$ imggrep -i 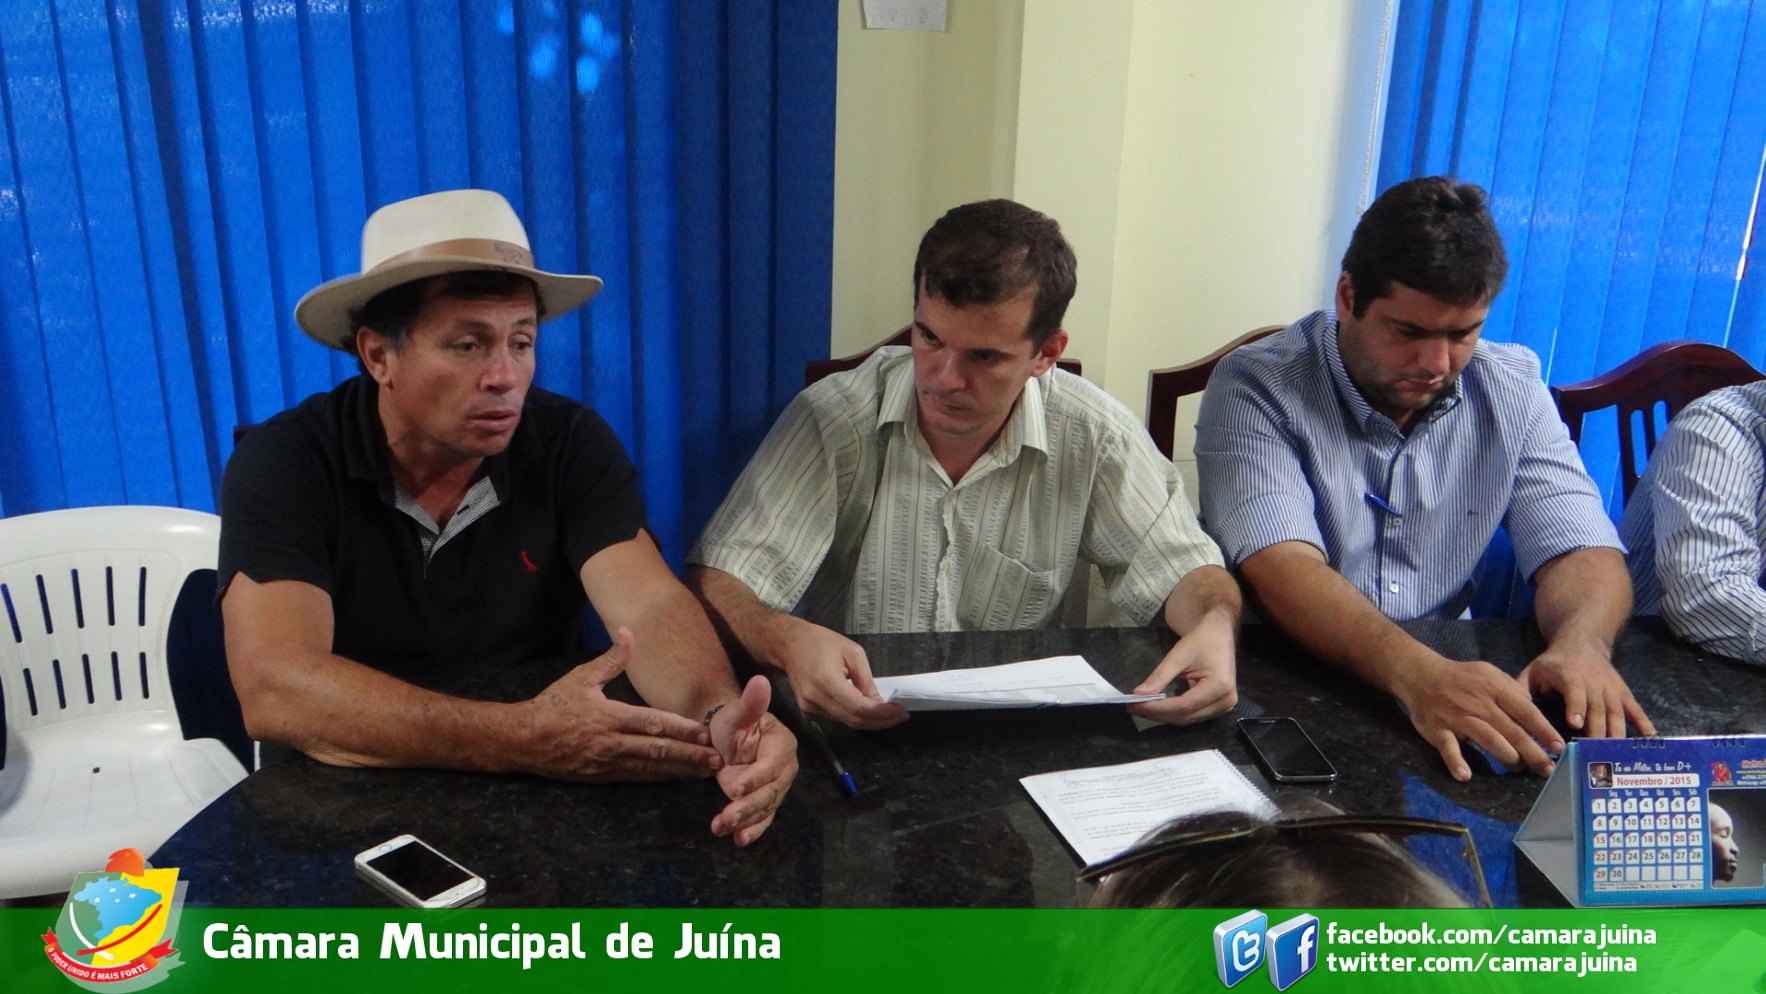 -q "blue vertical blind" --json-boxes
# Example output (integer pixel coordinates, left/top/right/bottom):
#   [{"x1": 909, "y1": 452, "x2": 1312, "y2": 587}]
[
  {"x1": 1380, "y1": 0, "x2": 1766, "y2": 512},
  {"x1": 0, "y1": 0, "x2": 834, "y2": 567}
]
